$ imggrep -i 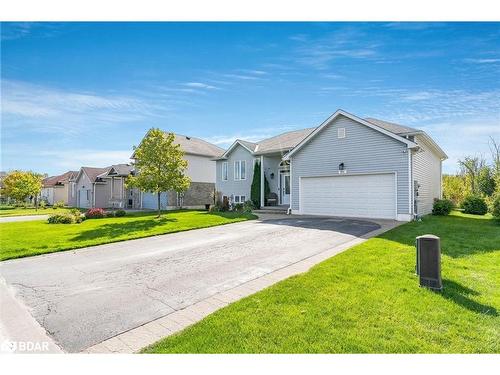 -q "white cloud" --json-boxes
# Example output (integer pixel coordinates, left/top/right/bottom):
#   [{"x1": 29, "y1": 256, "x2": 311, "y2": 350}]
[
  {"x1": 464, "y1": 58, "x2": 500, "y2": 64},
  {"x1": 1, "y1": 79, "x2": 174, "y2": 136},
  {"x1": 39, "y1": 149, "x2": 133, "y2": 170},
  {"x1": 183, "y1": 82, "x2": 217, "y2": 89},
  {"x1": 203, "y1": 126, "x2": 295, "y2": 147}
]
